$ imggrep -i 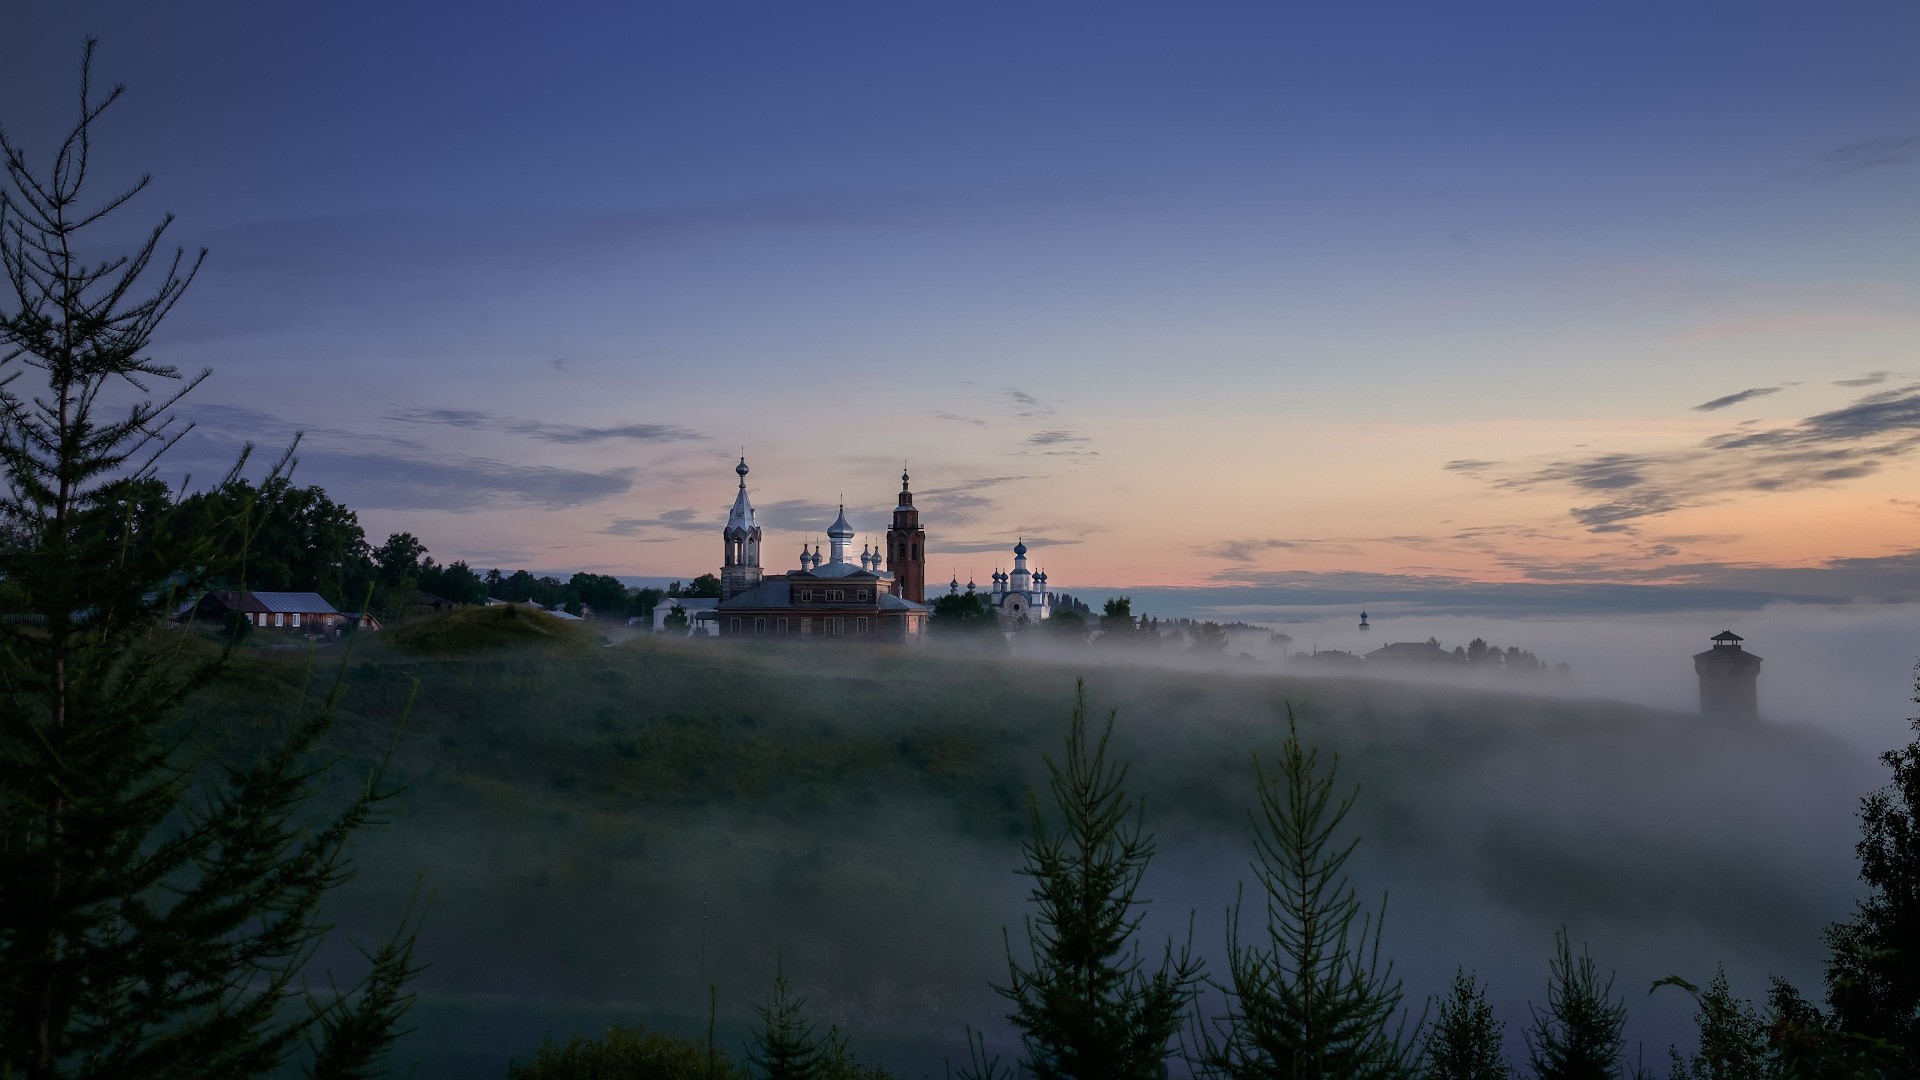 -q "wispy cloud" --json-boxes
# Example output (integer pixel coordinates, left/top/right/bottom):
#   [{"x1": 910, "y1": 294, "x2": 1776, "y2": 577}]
[
  {"x1": 1202, "y1": 538, "x2": 1322, "y2": 562},
  {"x1": 933, "y1": 410, "x2": 987, "y2": 427},
  {"x1": 1825, "y1": 135, "x2": 1920, "y2": 174},
  {"x1": 916, "y1": 475, "x2": 1028, "y2": 525},
  {"x1": 1002, "y1": 387, "x2": 1056, "y2": 421},
  {"x1": 1692, "y1": 386, "x2": 1781, "y2": 412},
  {"x1": 930, "y1": 536, "x2": 1083, "y2": 555},
  {"x1": 1026, "y1": 430, "x2": 1088, "y2": 446},
  {"x1": 169, "y1": 404, "x2": 635, "y2": 511},
  {"x1": 387, "y1": 406, "x2": 702, "y2": 445},
  {"x1": 269, "y1": 444, "x2": 632, "y2": 511},
  {"x1": 1454, "y1": 385, "x2": 1920, "y2": 532},
  {"x1": 603, "y1": 508, "x2": 711, "y2": 536},
  {"x1": 1834, "y1": 371, "x2": 1894, "y2": 388}
]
